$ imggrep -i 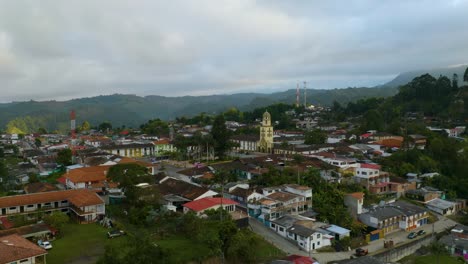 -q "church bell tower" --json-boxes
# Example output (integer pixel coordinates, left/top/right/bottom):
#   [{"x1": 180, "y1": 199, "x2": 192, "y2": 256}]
[{"x1": 258, "y1": 111, "x2": 273, "y2": 153}]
